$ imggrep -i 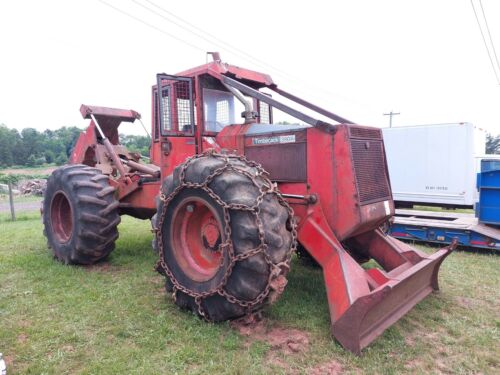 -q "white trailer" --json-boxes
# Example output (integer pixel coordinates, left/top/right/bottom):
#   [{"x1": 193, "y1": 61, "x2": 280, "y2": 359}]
[{"x1": 382, "y1": 123, "x2": 486, "y2": 208}]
